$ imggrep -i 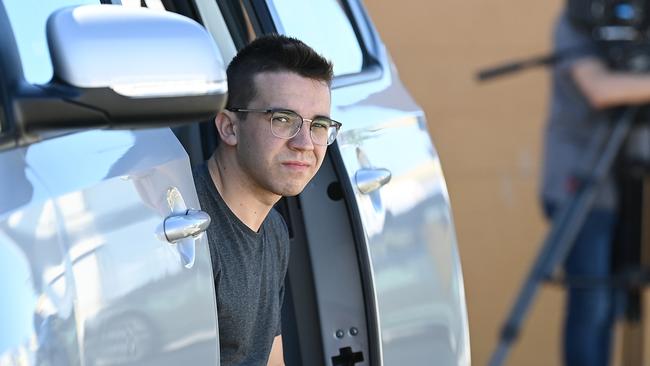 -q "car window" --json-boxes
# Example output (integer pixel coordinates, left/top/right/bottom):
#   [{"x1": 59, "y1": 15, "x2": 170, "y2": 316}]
[
  {"x1": 4, "y1": 0, "x2": 100, "y2": 85},
  {"x1": 268, "y1": 0, "x2": 363, "y2": 77},
  {"x1": 215, "y1": 0, "x2": 258, "y2": 53}
]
